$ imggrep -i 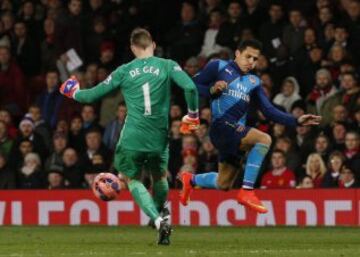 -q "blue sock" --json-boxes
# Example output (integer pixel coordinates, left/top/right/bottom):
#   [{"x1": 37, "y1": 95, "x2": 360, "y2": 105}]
[
  {"x1": 243, "y1": 143, "x2": 270, "y2": 189},
  {"x1": 193, "y1": 172, "x2": 218, "y2": 189}
]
